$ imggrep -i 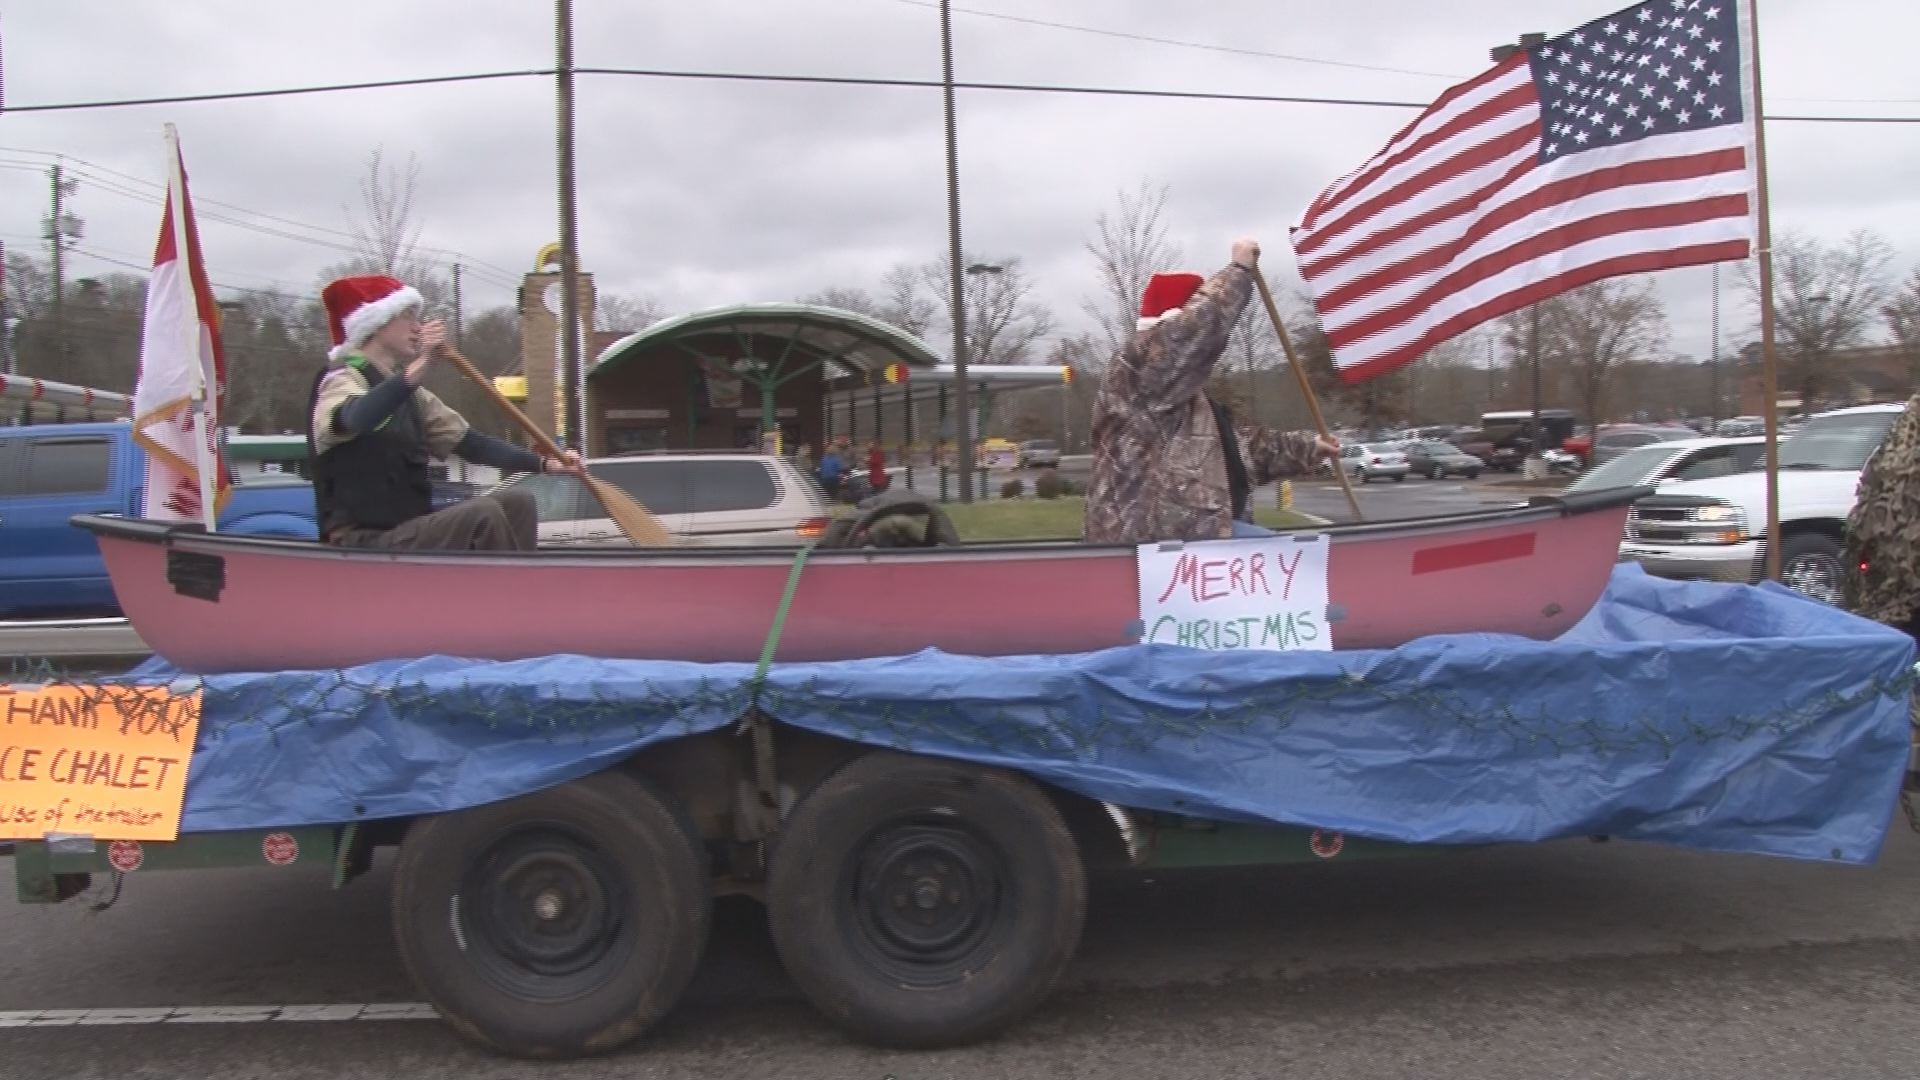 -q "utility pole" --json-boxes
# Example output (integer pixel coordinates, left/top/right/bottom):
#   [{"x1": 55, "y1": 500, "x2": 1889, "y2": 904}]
[
  {"x1": 48, "y1": 164, "x2": 69, "y2": 359},
  {"x1": 1709, "y1": 263, "x2": 1721, "y2": 420},
  {"x1": 1491, "y1": 33, "x2": 1548, "y2": 476},
  {"x1": 451, "y1": 263, "x2": 464, "y2": 345},
  {"x1": 555, "y1": 0, "x2": 585, "y2": 451},
  {"x1": 939, "y1": 0, "x2": 973, "y2": 502}
]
